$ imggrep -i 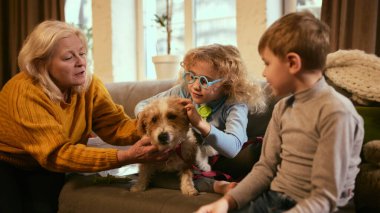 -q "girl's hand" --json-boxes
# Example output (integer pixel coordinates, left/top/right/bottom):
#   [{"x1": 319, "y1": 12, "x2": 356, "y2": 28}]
[
  {"x1": 178, "y1": 98, "x2": 202, "y2": 126},
  {"x1": 178, "y1": 98, "x2": 211, "y2": 137}
]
